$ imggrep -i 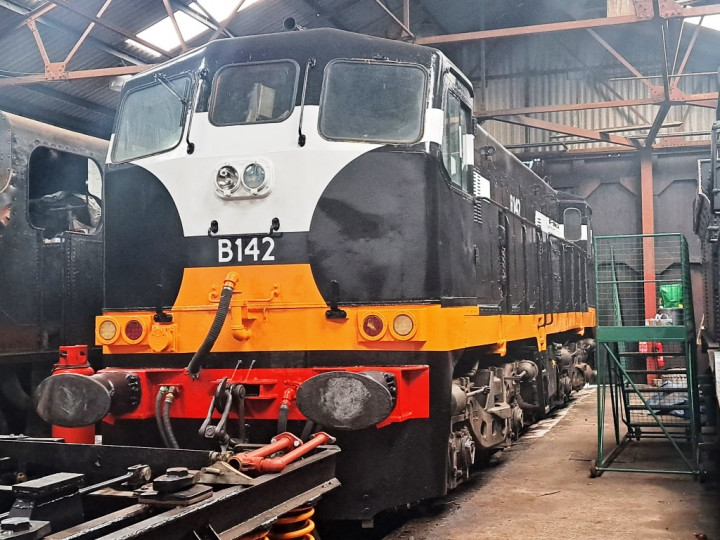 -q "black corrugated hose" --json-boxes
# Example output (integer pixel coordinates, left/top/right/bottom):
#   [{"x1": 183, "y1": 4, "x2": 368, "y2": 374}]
[
  {"x1": 162, "y1": 388, "x2": 180, "y2": 449},
  {"x1": 186, "y1": 275, "x2": 237, "y2": 378},
  {"x1": 155, "y1": 387, "x2": 170, "y2": 448}
]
